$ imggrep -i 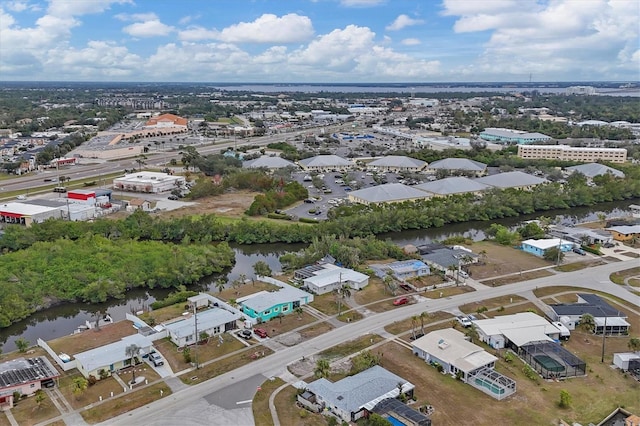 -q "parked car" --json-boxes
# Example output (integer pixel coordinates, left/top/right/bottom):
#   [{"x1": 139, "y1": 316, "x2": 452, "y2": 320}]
[
  {"x1": 467, "y1": 314, "x2": 478, "y2": 322},
  {"x1": 254, "y1": 328, "x2": 268, "y2": 338},
  {"x1": 393, "y1": 297, "x2": 409, "y2": 306},
  {"x1": 573, "y1": 247, "x2": 587, "y2": 256},
  {"x1": 53, "y1": 187, "x2": 67, "y2": 193},
  {"x1": 149, "y1": 352, "x2": 164, "y2": 367},
  {"x1": 399, "y1": 284, "x2": 412, "y2": 292},
  {"x1": 456, "y1": 315, "x2": 472, "y2": 327},
  {"x1": 409, "y1": 332, "x2": 425, "y2": 341},
  {"x1": 304, "y1": 198, "x2": 315, "y2": 204},
  {"x1": 168, "y1": 195, "x2": 179, "y2": 200},
  {"x1": 237, "y1": 329, "x2": 252, "y2": 340},
  {"x1": 16, "y1": 195, "x2": 26, "y2": 200},
  {"x1": 603, "y1": 242, "x2": 615, "y2": 248}
]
